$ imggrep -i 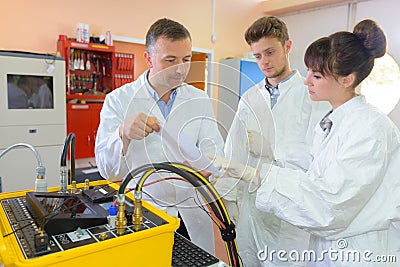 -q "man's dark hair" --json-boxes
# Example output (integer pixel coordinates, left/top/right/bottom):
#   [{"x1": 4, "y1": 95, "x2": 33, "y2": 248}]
[
  {"x1": 244, "y1": 16, "x2": 289, "y2": 46},
  {"x1": 146, "y1": 18, "x2": 191, "y2": 52}
]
